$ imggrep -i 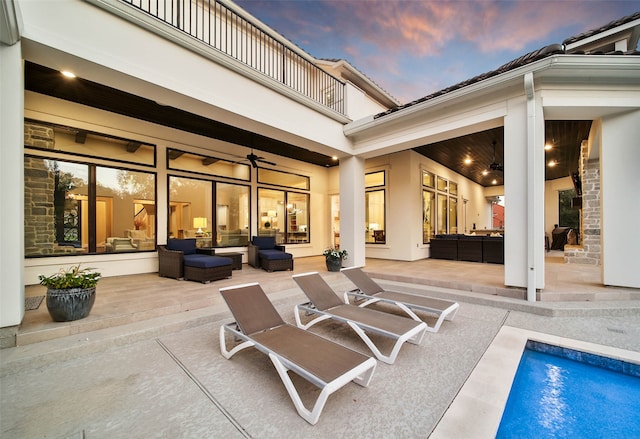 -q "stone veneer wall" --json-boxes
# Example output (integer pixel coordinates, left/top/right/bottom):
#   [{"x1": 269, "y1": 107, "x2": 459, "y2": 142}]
[
  {"x1": 24, "y1": 122, "x2": 66, "y2": 256},
  {"x1": 564, "y1": 140, "x2": 601, "y2": 265}
]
